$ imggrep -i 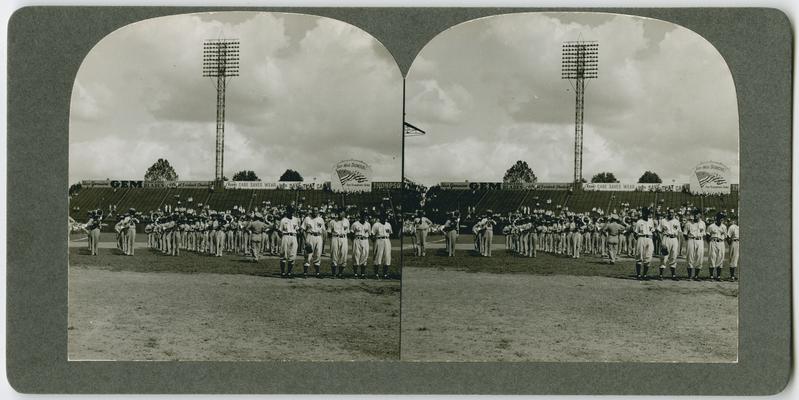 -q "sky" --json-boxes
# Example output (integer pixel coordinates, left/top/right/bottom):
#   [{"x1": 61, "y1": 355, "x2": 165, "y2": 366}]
[
  {"x1": 69, "y1": 12, "x2": 402, "y2": 184},
  {"x1": 404, "y1": 12, "x2": 740, "y2": 186}
]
